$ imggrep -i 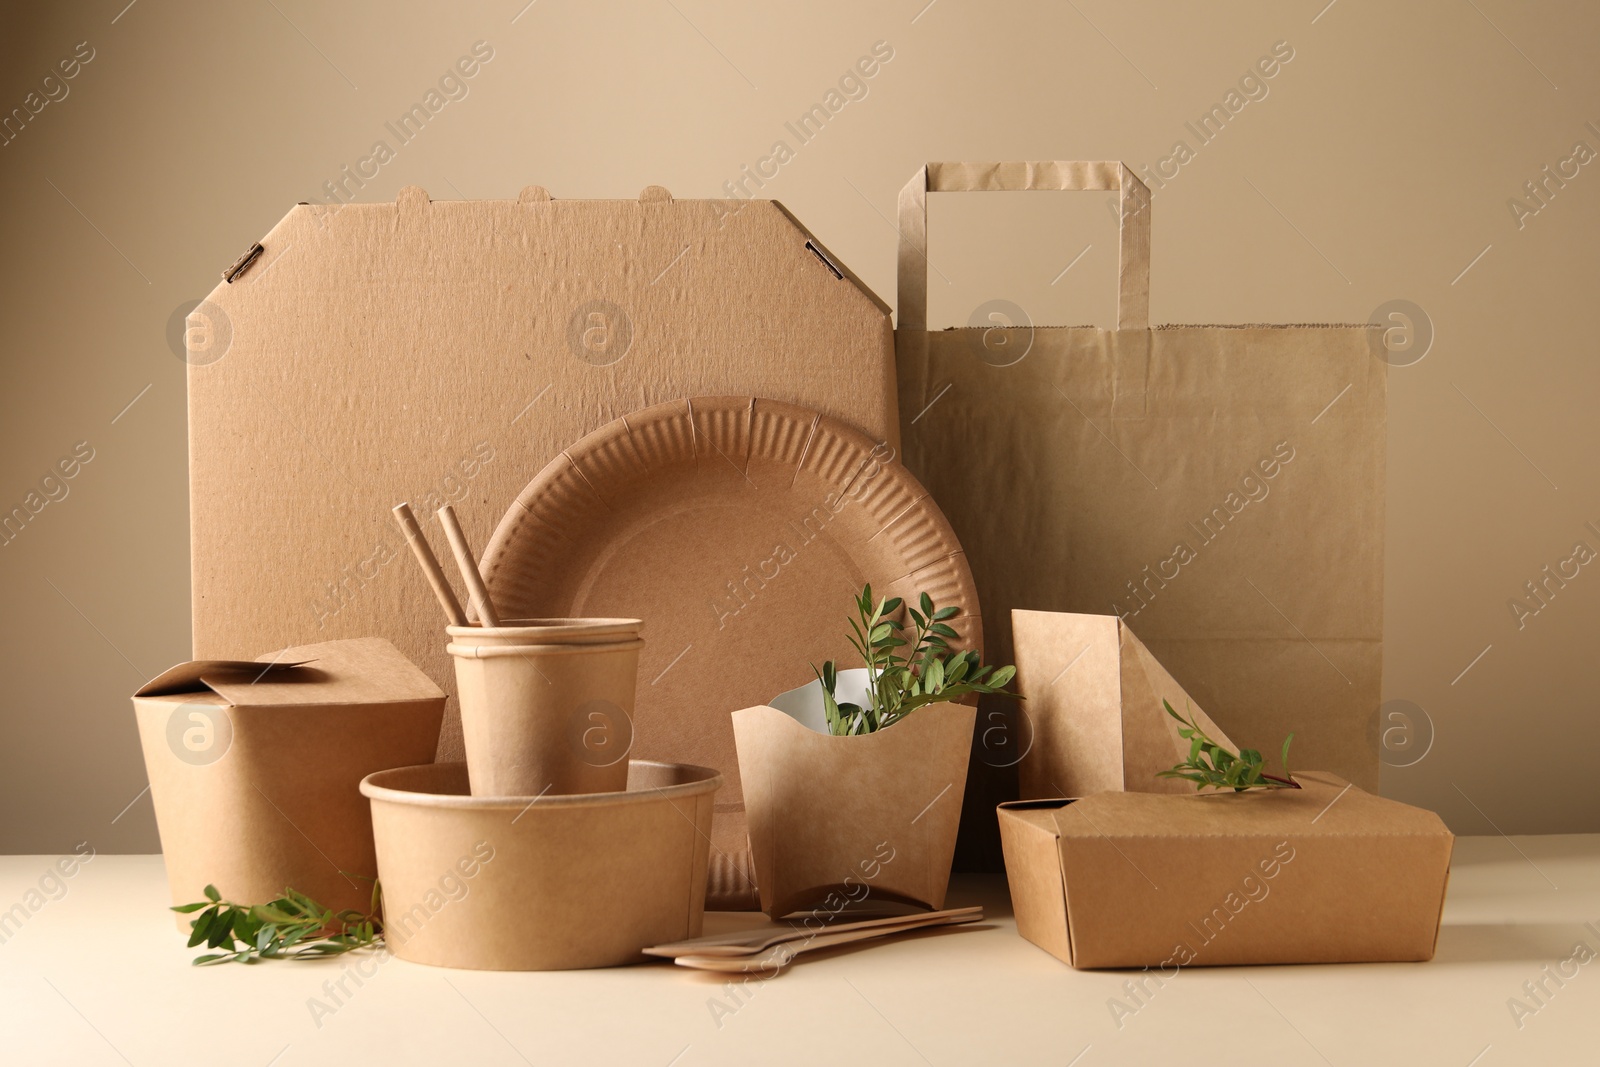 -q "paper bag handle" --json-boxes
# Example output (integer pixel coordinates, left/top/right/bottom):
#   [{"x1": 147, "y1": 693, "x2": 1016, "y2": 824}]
[{"x1": 896, "y1": 161, "x2": 1151, "y2": 331}]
